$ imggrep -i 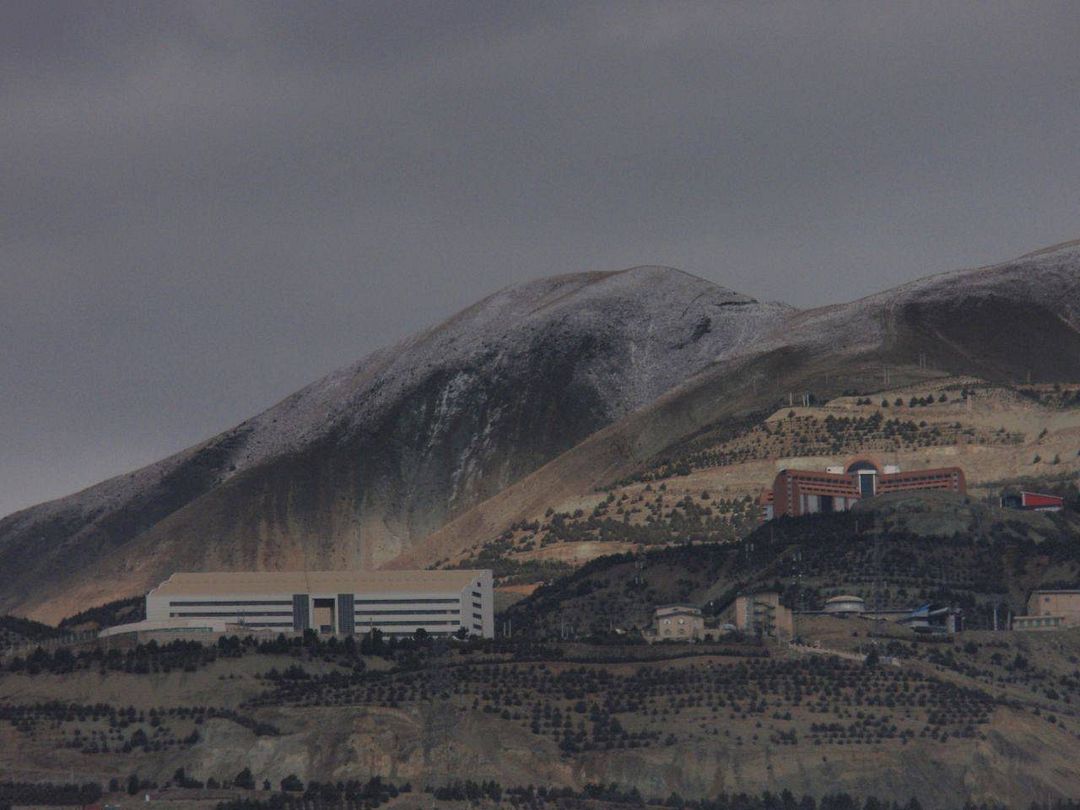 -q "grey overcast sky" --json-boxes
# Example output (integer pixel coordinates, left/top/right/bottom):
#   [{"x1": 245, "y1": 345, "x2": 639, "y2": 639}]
[{"x1": 2, "y1": 2, "x2": 1079, "y2": 518}]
